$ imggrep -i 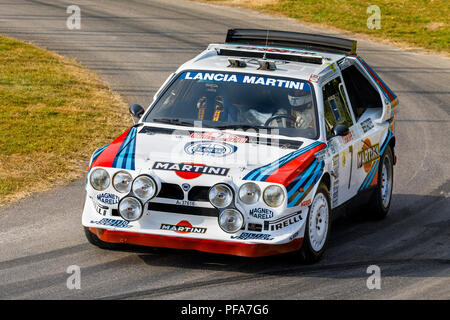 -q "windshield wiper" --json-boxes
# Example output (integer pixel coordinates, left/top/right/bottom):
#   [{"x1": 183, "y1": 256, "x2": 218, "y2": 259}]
[{"x1": 152, "y1": 118, "x2": 194, "y2": 127}]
